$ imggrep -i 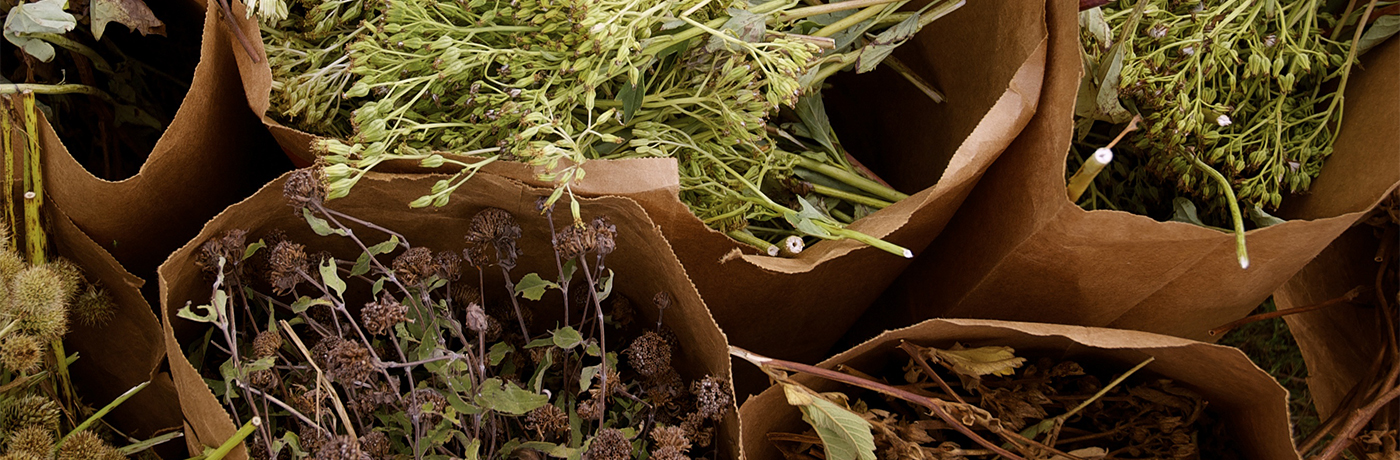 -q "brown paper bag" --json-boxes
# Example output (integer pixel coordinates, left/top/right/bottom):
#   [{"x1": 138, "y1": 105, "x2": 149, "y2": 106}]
[
  {"x1": 849, "y1": 0, "x2": 1400, "y2": 345},
  {"x1": 1274, "y1": 195, "x2": 1398, "y2": 420},
  {"x1": 158, "y1": 170, "x2": 739, "y2": 459},
  {"x1": 29, "y1": 0, "x2": 291, "y2": 286},
  {"x1": 235, "y1": 0, "x2": 1050, "y2": 392},
  {"x1": 740, "y1": 318, "x2": 1298, "y2": 460}
]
